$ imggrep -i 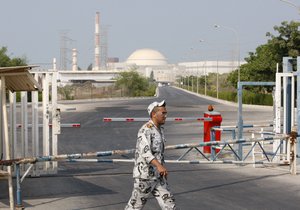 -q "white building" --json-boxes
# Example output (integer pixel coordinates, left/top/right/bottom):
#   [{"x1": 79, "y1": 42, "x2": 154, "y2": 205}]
[
  {"x1": 56, "y1": 48, "x2": 245, "y2": 85},
  {"x1": 178, "y1": 60, "x2": 246, "y2": 76},
  {"x1": 108, "y1": 48, "x2": 179, "y2": 83},
  {"x1": 113, "y1": 48, "x2": 245, "y2": 83}
]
